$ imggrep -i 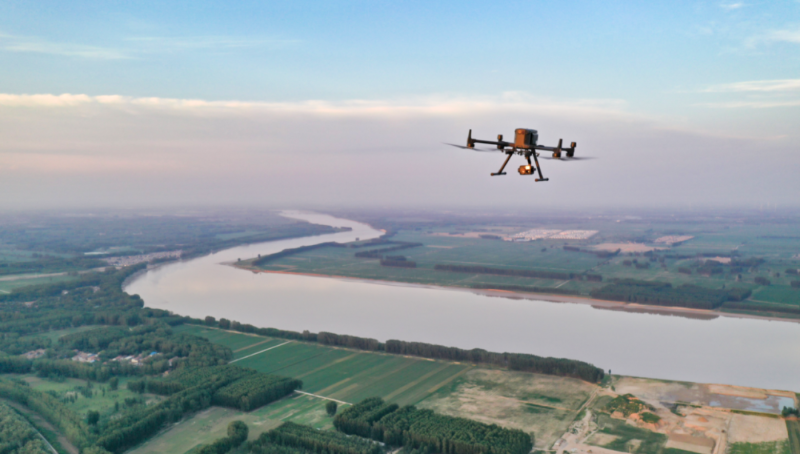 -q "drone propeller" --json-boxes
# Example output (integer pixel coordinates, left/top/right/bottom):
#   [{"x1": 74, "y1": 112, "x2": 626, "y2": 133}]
[
  {"x1": 443, "y1": 143, "x2": 497, "y2": 152},
  {"x1": 539, "y1": 155, "x2": 596, "y2": 161}
]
